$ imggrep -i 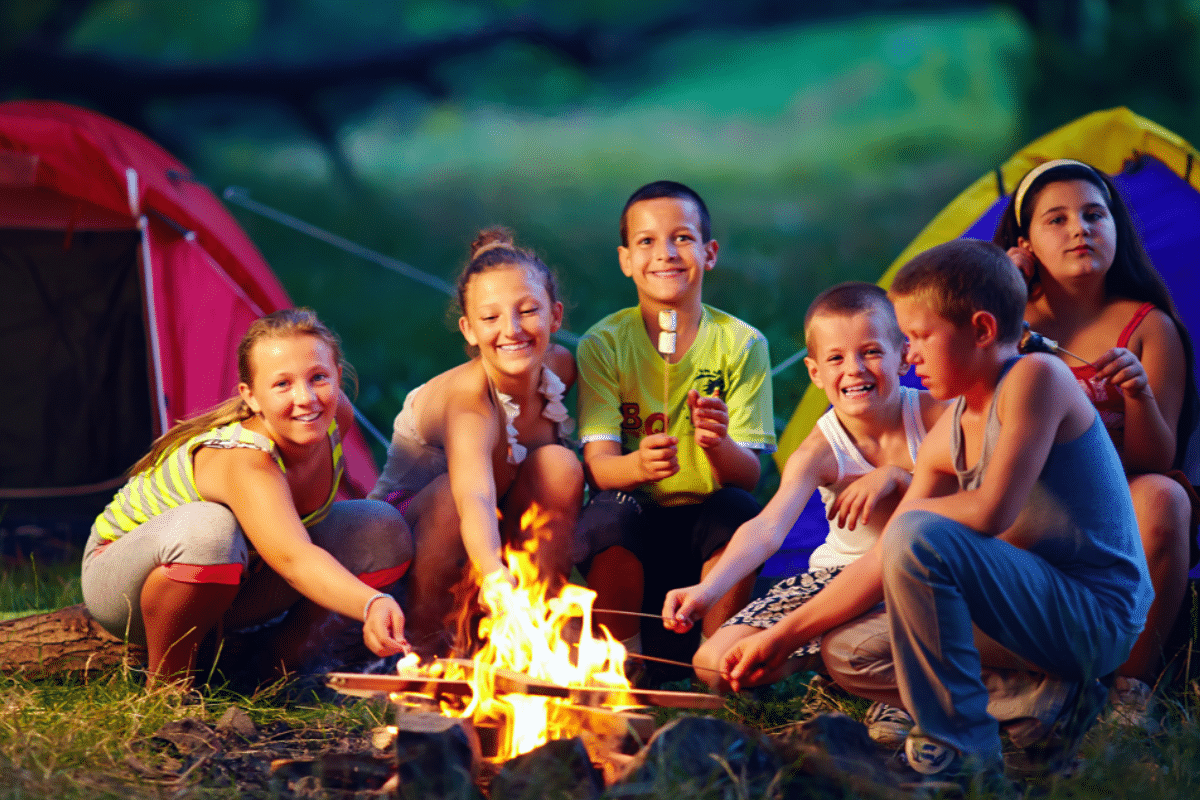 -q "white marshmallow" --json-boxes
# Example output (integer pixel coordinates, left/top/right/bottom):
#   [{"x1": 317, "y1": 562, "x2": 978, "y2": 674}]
[{"x1": 658, "y1": 331, "x2": 677, "y2": 354}]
